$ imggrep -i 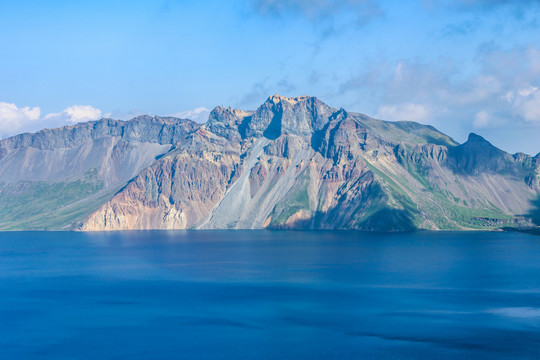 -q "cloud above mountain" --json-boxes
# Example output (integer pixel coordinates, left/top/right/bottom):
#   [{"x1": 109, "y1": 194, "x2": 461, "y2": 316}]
[
  {"x1": 45, "y1": 105, "x2": 102, "y2": 124},
  {"x1": 0, "y1": 102, "x2": 215, "y2": 138},
  {"x1": 168, "y1": 107, "x2": 212, "y2": 123},
  {"x1": 0, "y1": 102, "x2": 41, "y2": 138},
  {"x1": 375, "y1": 103, "x2": 430, "y2": 123},
  {"x1": 336, "y1": 43, "x2": 540, "y2": 149},
  {"x1": 0, "y1": 103, "x2": 102, "y2": 138},
  {"x1": 1, "y1": 1, "x2": 539, "y2": 153}
]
